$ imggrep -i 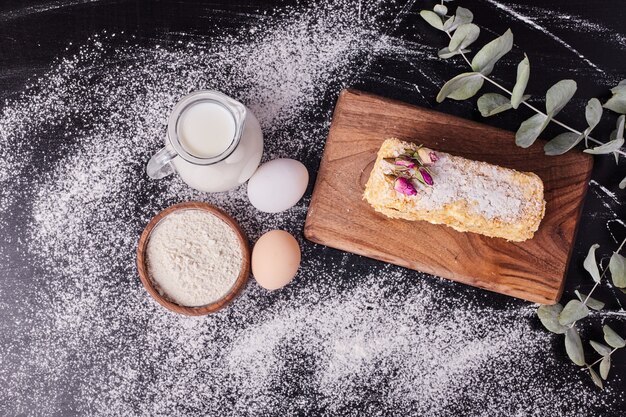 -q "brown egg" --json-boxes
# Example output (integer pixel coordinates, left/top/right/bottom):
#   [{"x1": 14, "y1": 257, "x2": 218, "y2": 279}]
[{"x1": 251, "y1": 230, "x2": 301, "y2": 290}]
